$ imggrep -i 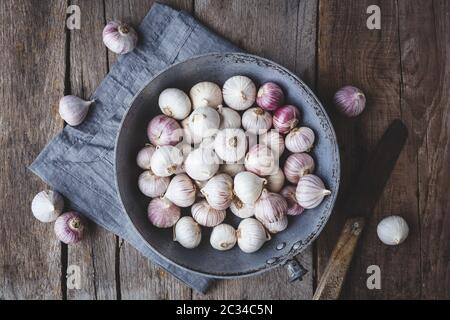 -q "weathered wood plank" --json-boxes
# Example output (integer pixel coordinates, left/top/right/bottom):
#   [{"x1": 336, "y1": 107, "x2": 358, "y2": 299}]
[
  {"x1": 0, "y1": 0, "x2": 66, "y2": 299},
  {"x1": 193, "y1": 0, "x2": 316, "y2": 299},
  {"x1": 398, "y1": 0, "x2": 450, "y2": 299},
  {"x1": 317, "y1": 0, "x2": 420, "y2": 299},
  {"x1": 104, "y1": 0, "x2": 193, "y2": 299}
]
